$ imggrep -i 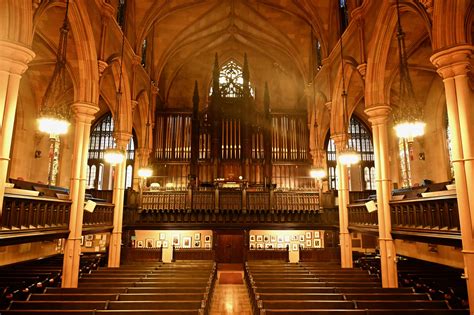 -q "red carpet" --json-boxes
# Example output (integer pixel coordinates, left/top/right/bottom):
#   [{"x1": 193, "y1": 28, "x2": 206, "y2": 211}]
[
  {"x1": 219, "y1": 272, "x2": 243, "y2": 284},
  {"x1": 218, "y1": 263, "x2": 244, "y2": 271}
]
